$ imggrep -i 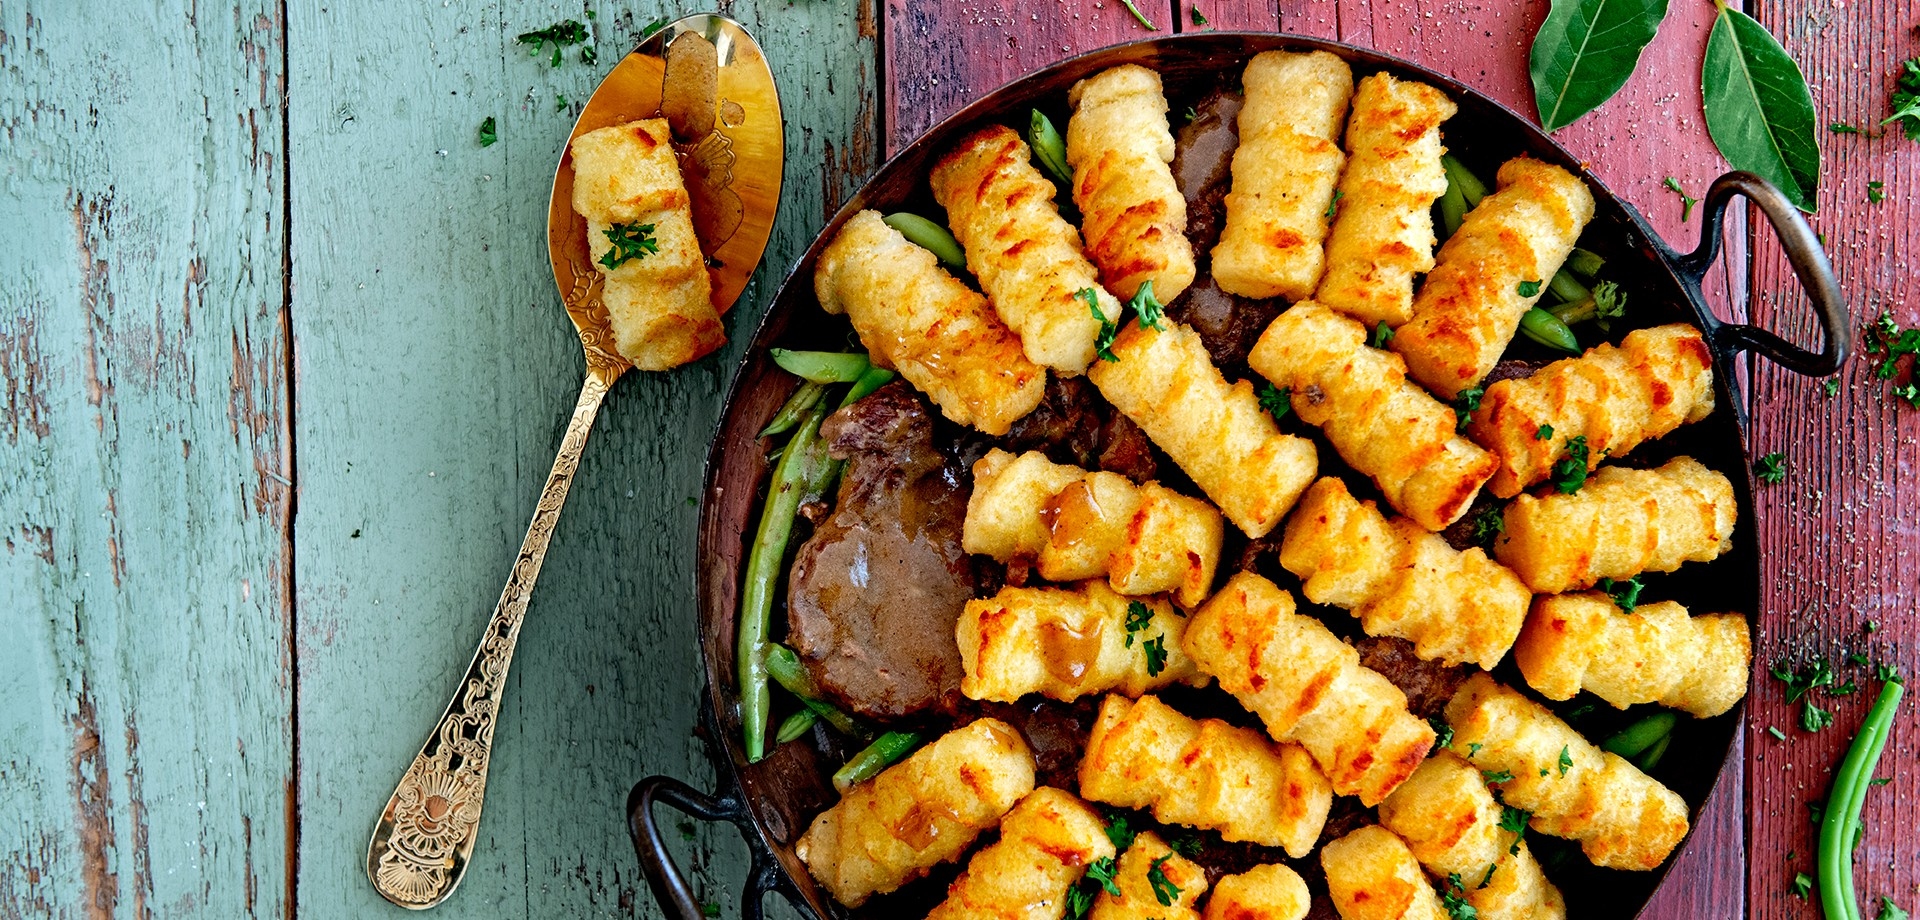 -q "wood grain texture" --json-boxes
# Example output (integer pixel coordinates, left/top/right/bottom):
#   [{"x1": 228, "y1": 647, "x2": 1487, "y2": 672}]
[
  {"x1": 1743, "y1": 3, "x2": 1920, "y2": 919},
  {"x1": 0, "y1": 2, "x2": 294, "y2": 918},
  {"x1": 284, "y1": 1, "x2": 875, "y2": 918}
]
